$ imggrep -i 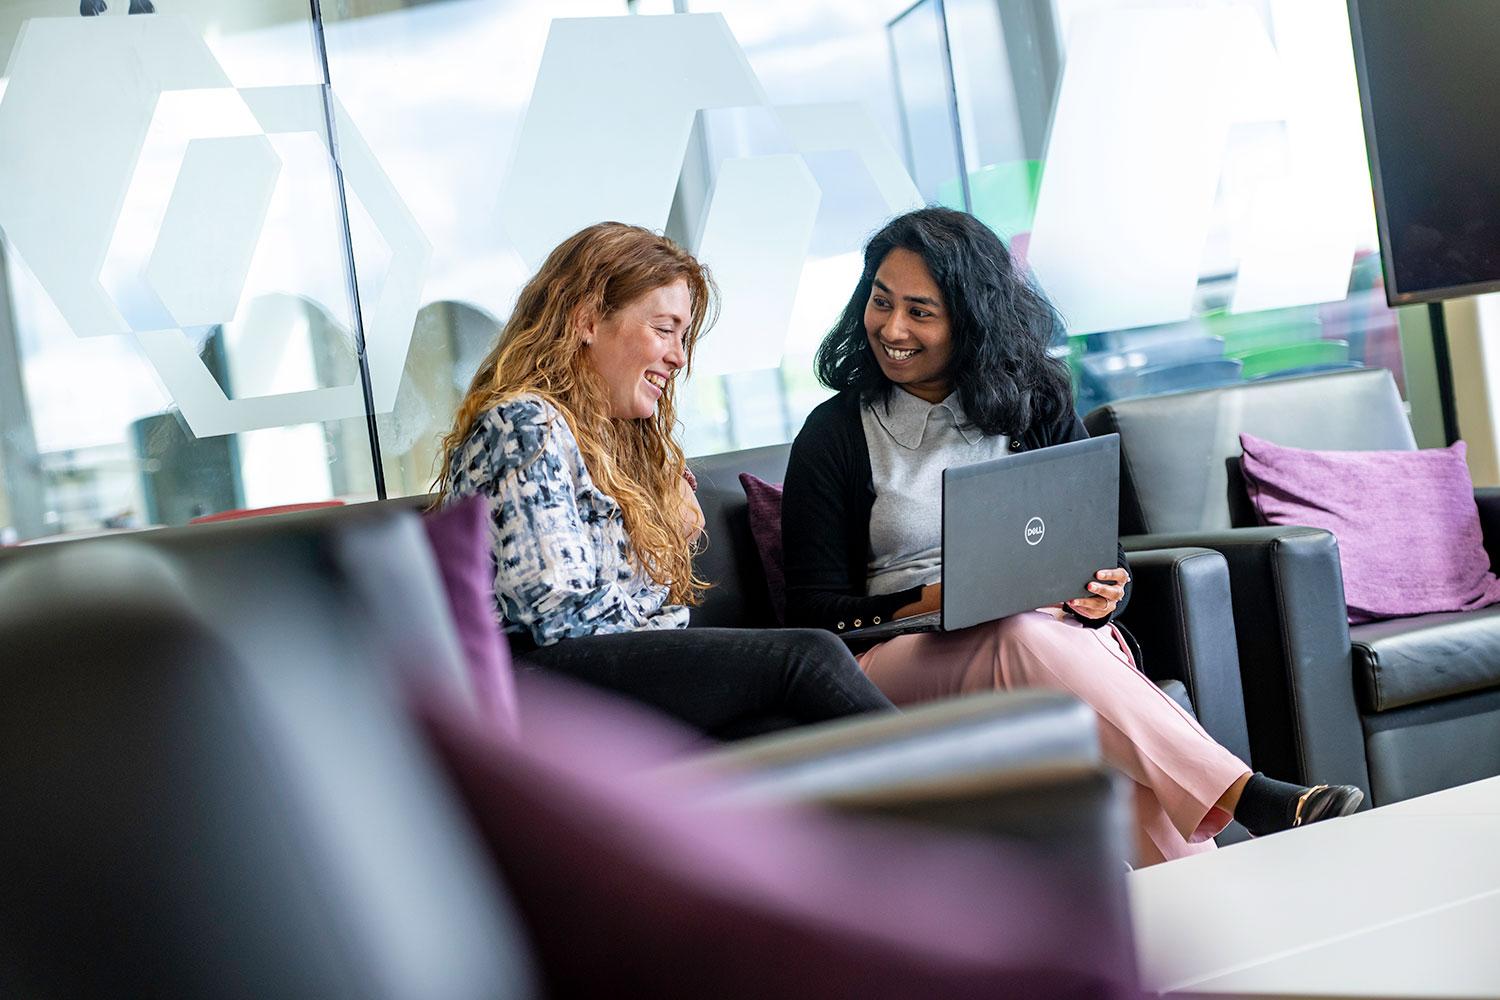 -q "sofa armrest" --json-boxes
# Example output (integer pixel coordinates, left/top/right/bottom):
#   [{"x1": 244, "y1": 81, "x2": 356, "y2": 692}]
[
  {"x1": 676, "y1": 691, "x2": 1130, "y2": 863},
  {"x1": 0, "y1": 542, "x2": 532, "y2": 1000},
  {"x1": 665, "y1": 689, "x2": 1135, "y2": 978},
  {"x1": 1123, "y1": 527, "x2": 1368, "y2": 798},
  {"x1": 1118, "y1": 547, "x2": 1251, "y2": 765},
  {"x1": 680, "y1": 690, "x2": 1133, "y2": 956},
  {"x1": 1475, "y1": 488, "x2": 1500, "y2": 569}
]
